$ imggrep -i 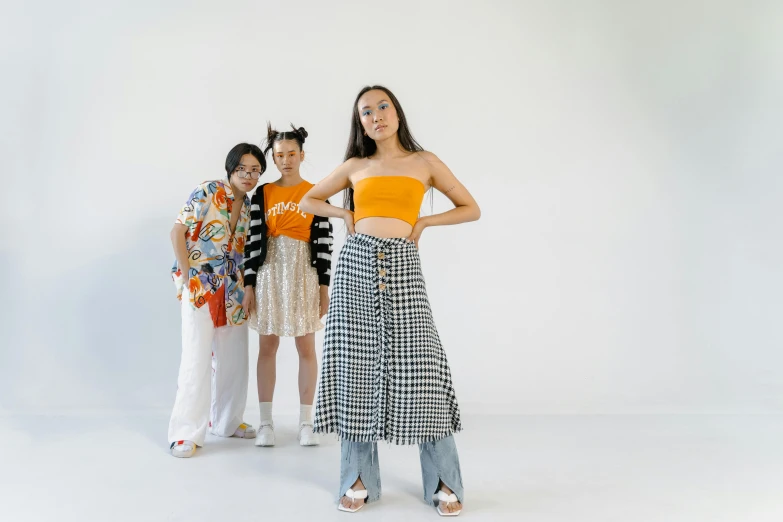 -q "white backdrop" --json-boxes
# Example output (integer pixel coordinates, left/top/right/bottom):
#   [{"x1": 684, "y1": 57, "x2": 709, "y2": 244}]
[{"x1": 2, "y1": 0, "x2": 781, "y2": 417}]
